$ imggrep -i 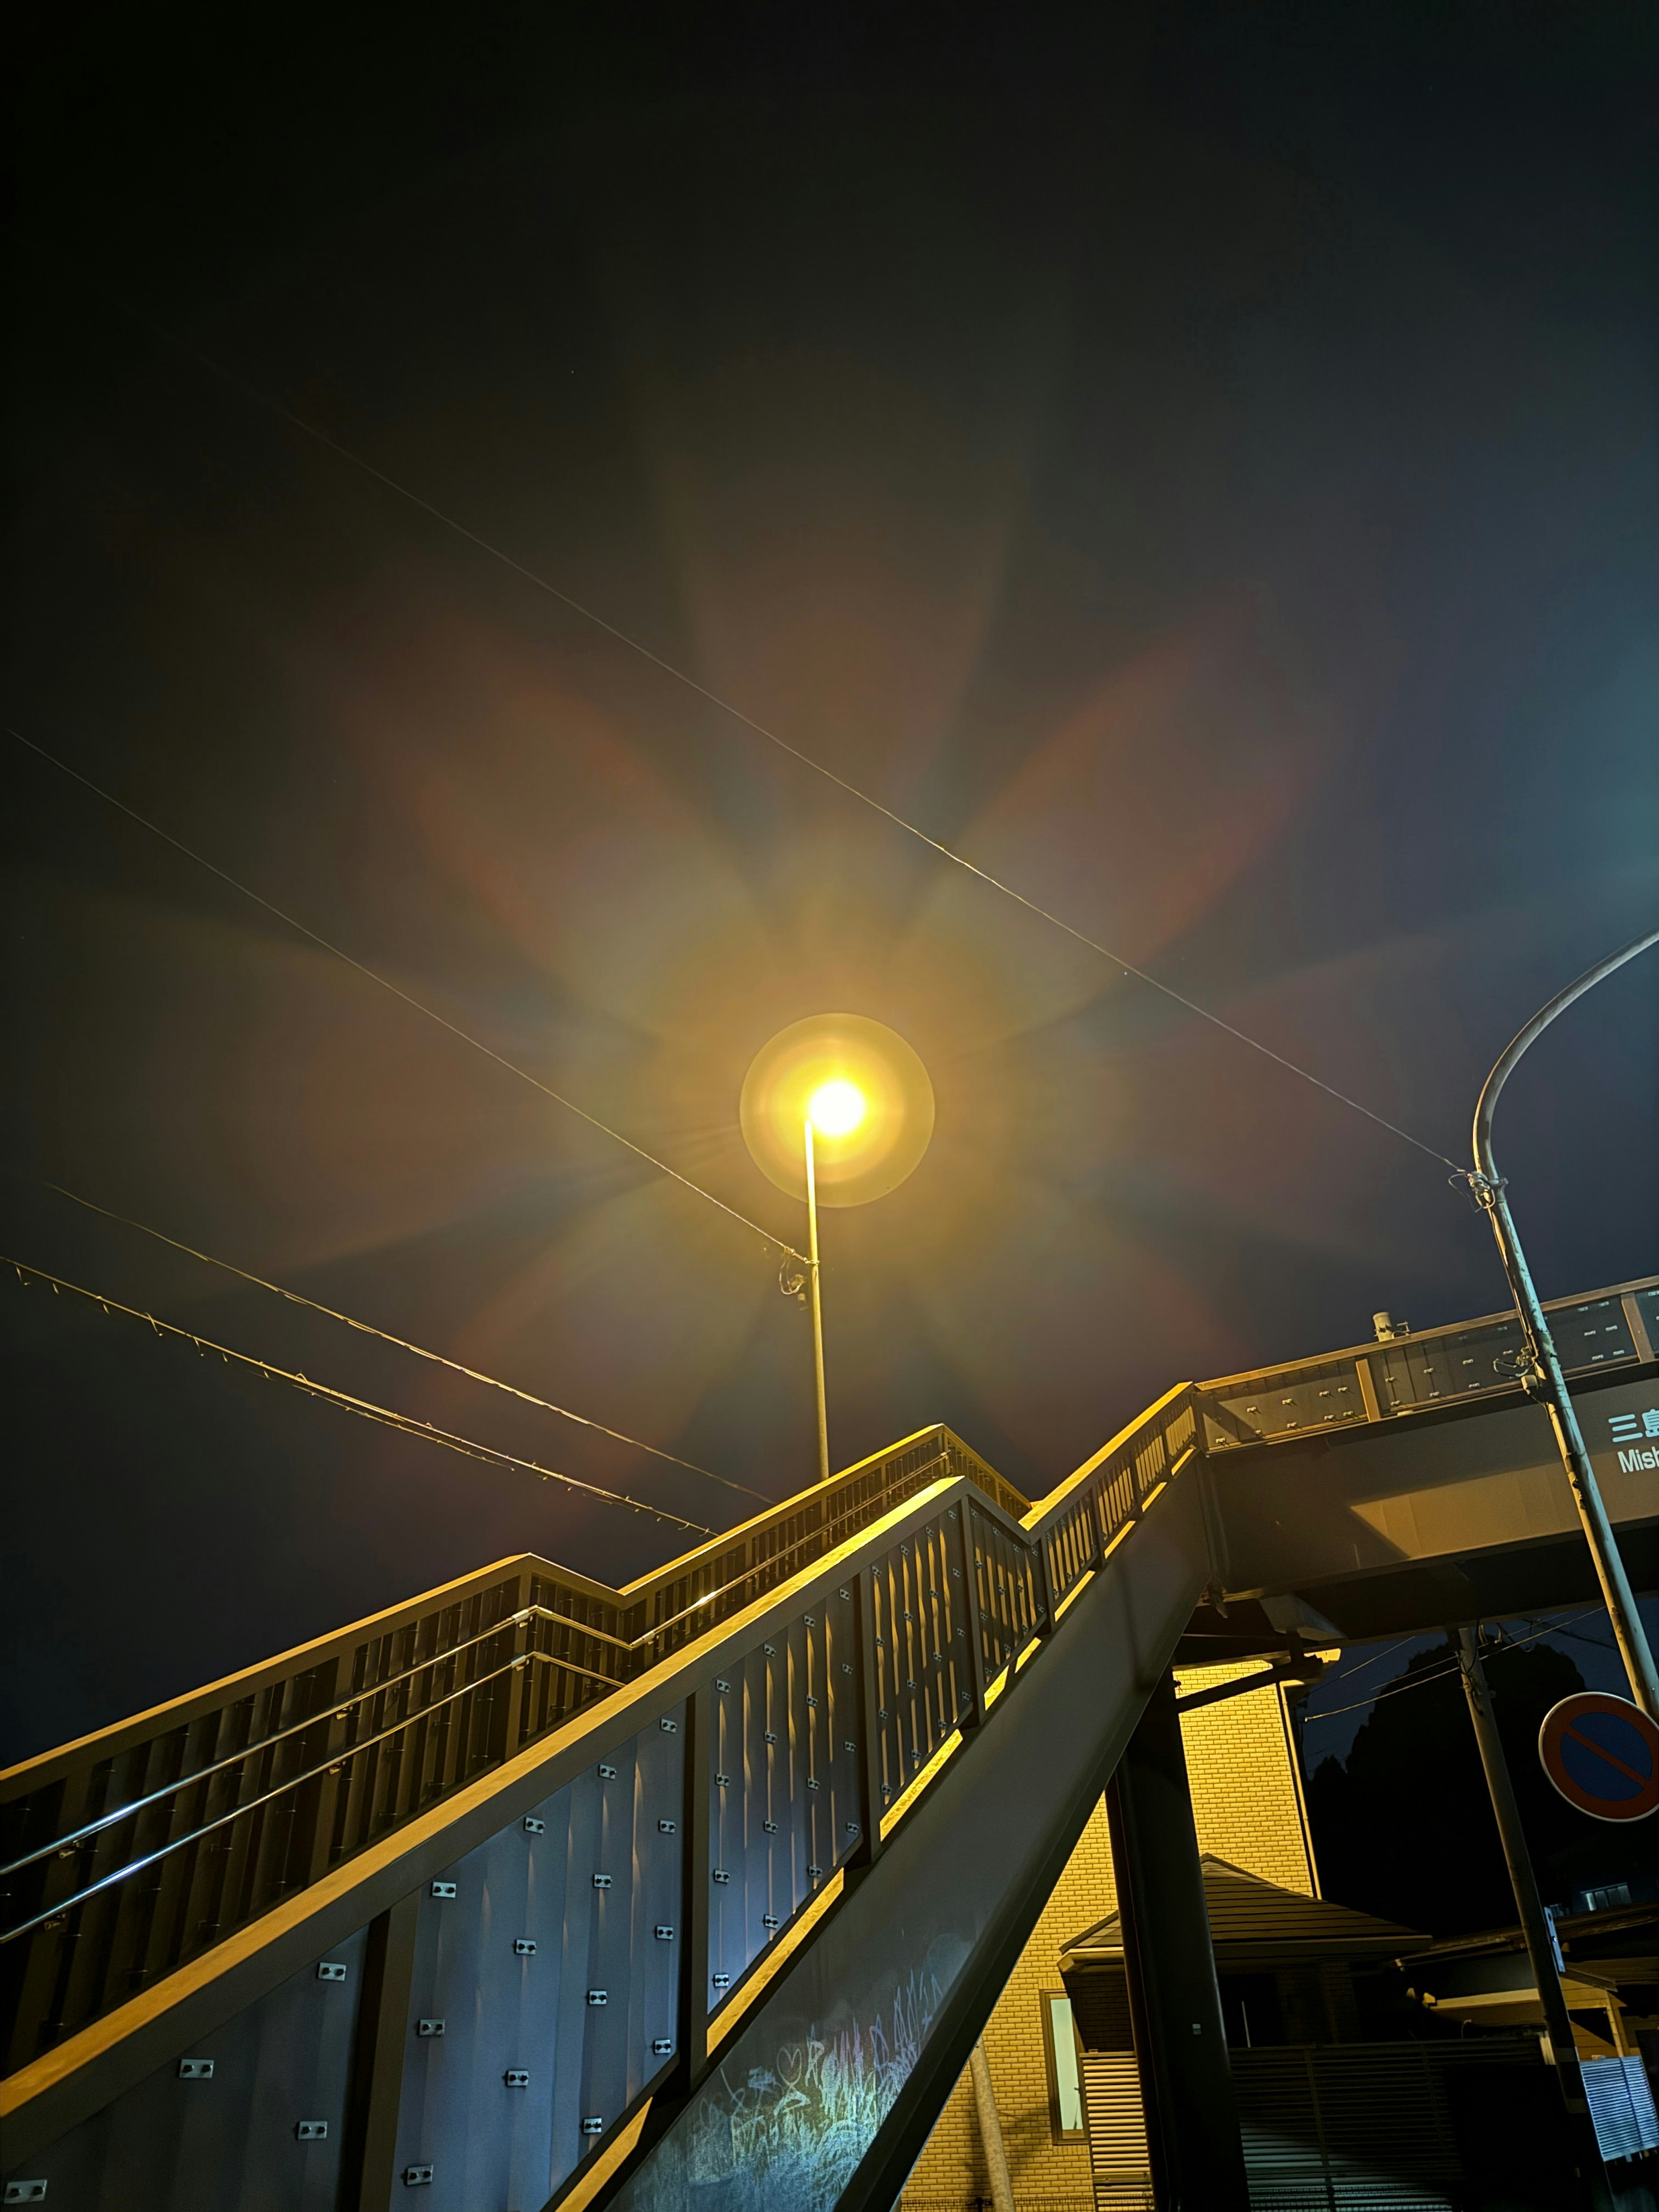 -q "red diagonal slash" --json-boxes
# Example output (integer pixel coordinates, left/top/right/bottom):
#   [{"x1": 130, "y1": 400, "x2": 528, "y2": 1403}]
[{"x1": 1563, "y1": 1723, "x2": 1650, "y2": 1787}]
